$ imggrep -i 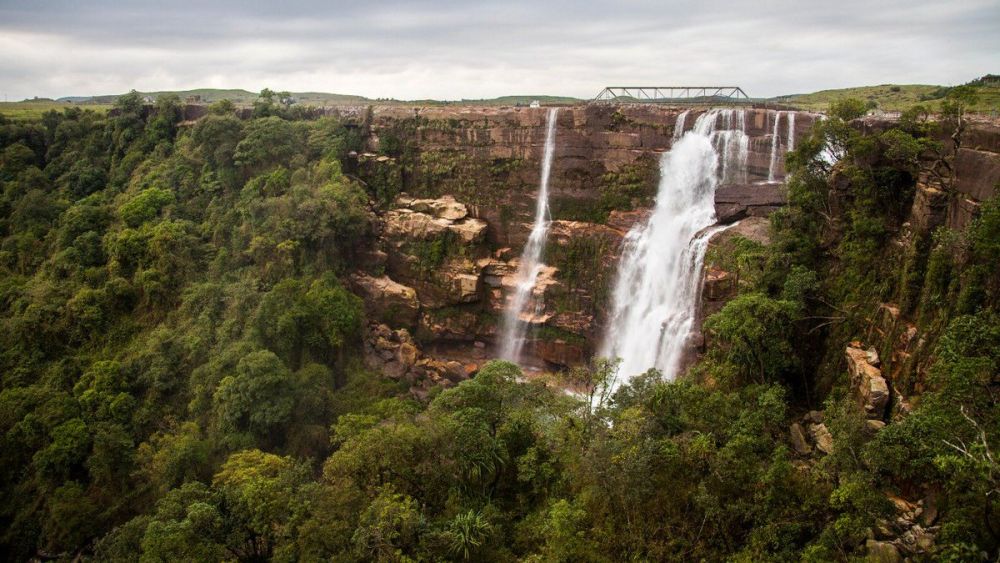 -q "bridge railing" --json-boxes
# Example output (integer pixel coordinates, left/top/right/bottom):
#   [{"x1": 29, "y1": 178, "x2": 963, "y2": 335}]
[{"x1": 591, "y1": 86, "x2": 752, "y2": 105}]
